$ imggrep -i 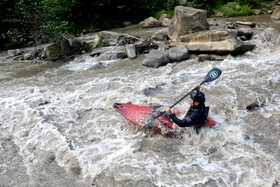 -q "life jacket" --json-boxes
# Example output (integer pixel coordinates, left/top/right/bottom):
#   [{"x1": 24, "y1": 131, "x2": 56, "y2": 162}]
[{"x1": 186, "y1": 105, "x2": 209, "y2": 134}]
